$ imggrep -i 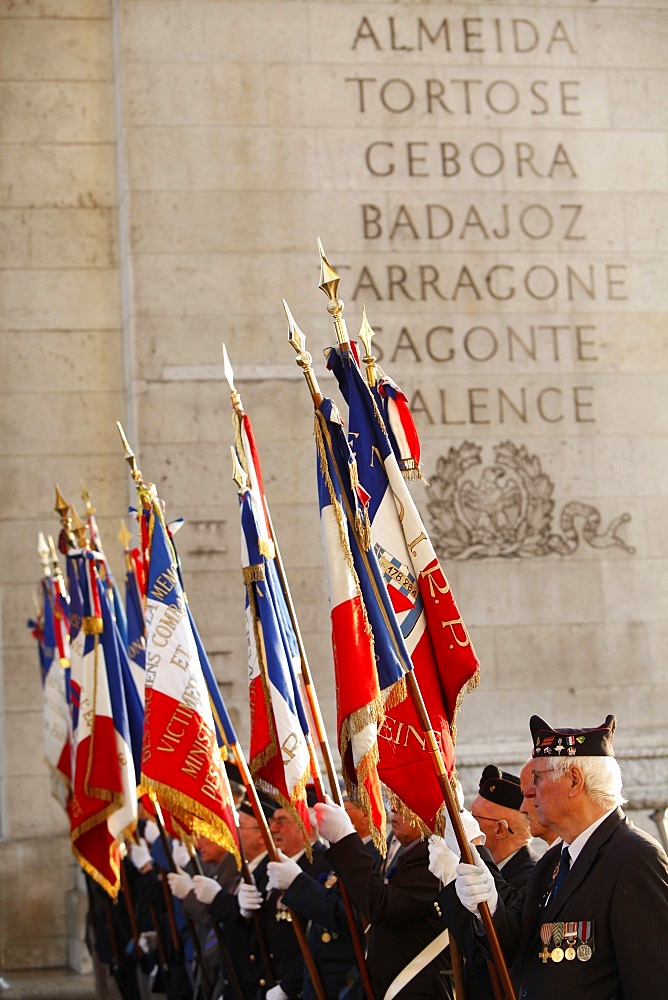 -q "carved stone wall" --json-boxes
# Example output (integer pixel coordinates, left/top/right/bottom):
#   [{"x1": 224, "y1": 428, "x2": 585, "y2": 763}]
[{"x1": 1, "y1": 0, "x2": 666, "y2": 969}]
